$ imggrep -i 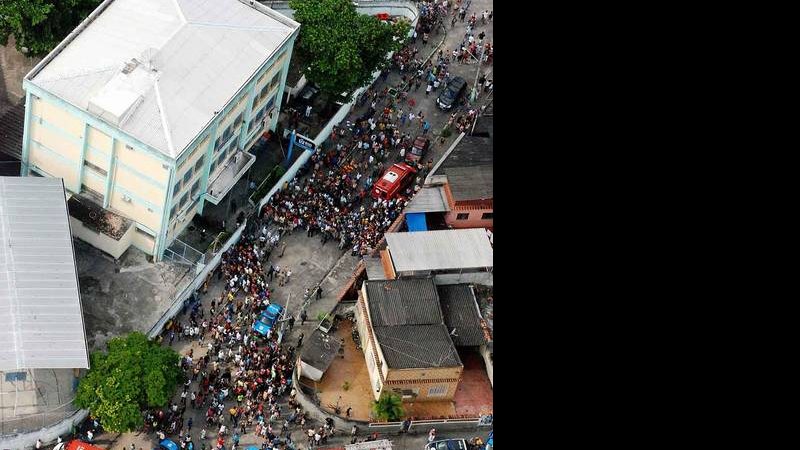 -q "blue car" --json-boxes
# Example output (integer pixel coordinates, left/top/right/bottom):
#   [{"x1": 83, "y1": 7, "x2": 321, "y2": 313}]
[
  {"x1": 159, "y1": 439, "x2": 178, "y2": 450},
  {"x1": 253, "y1": 303, "x2": 284, "y2": 335}
]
